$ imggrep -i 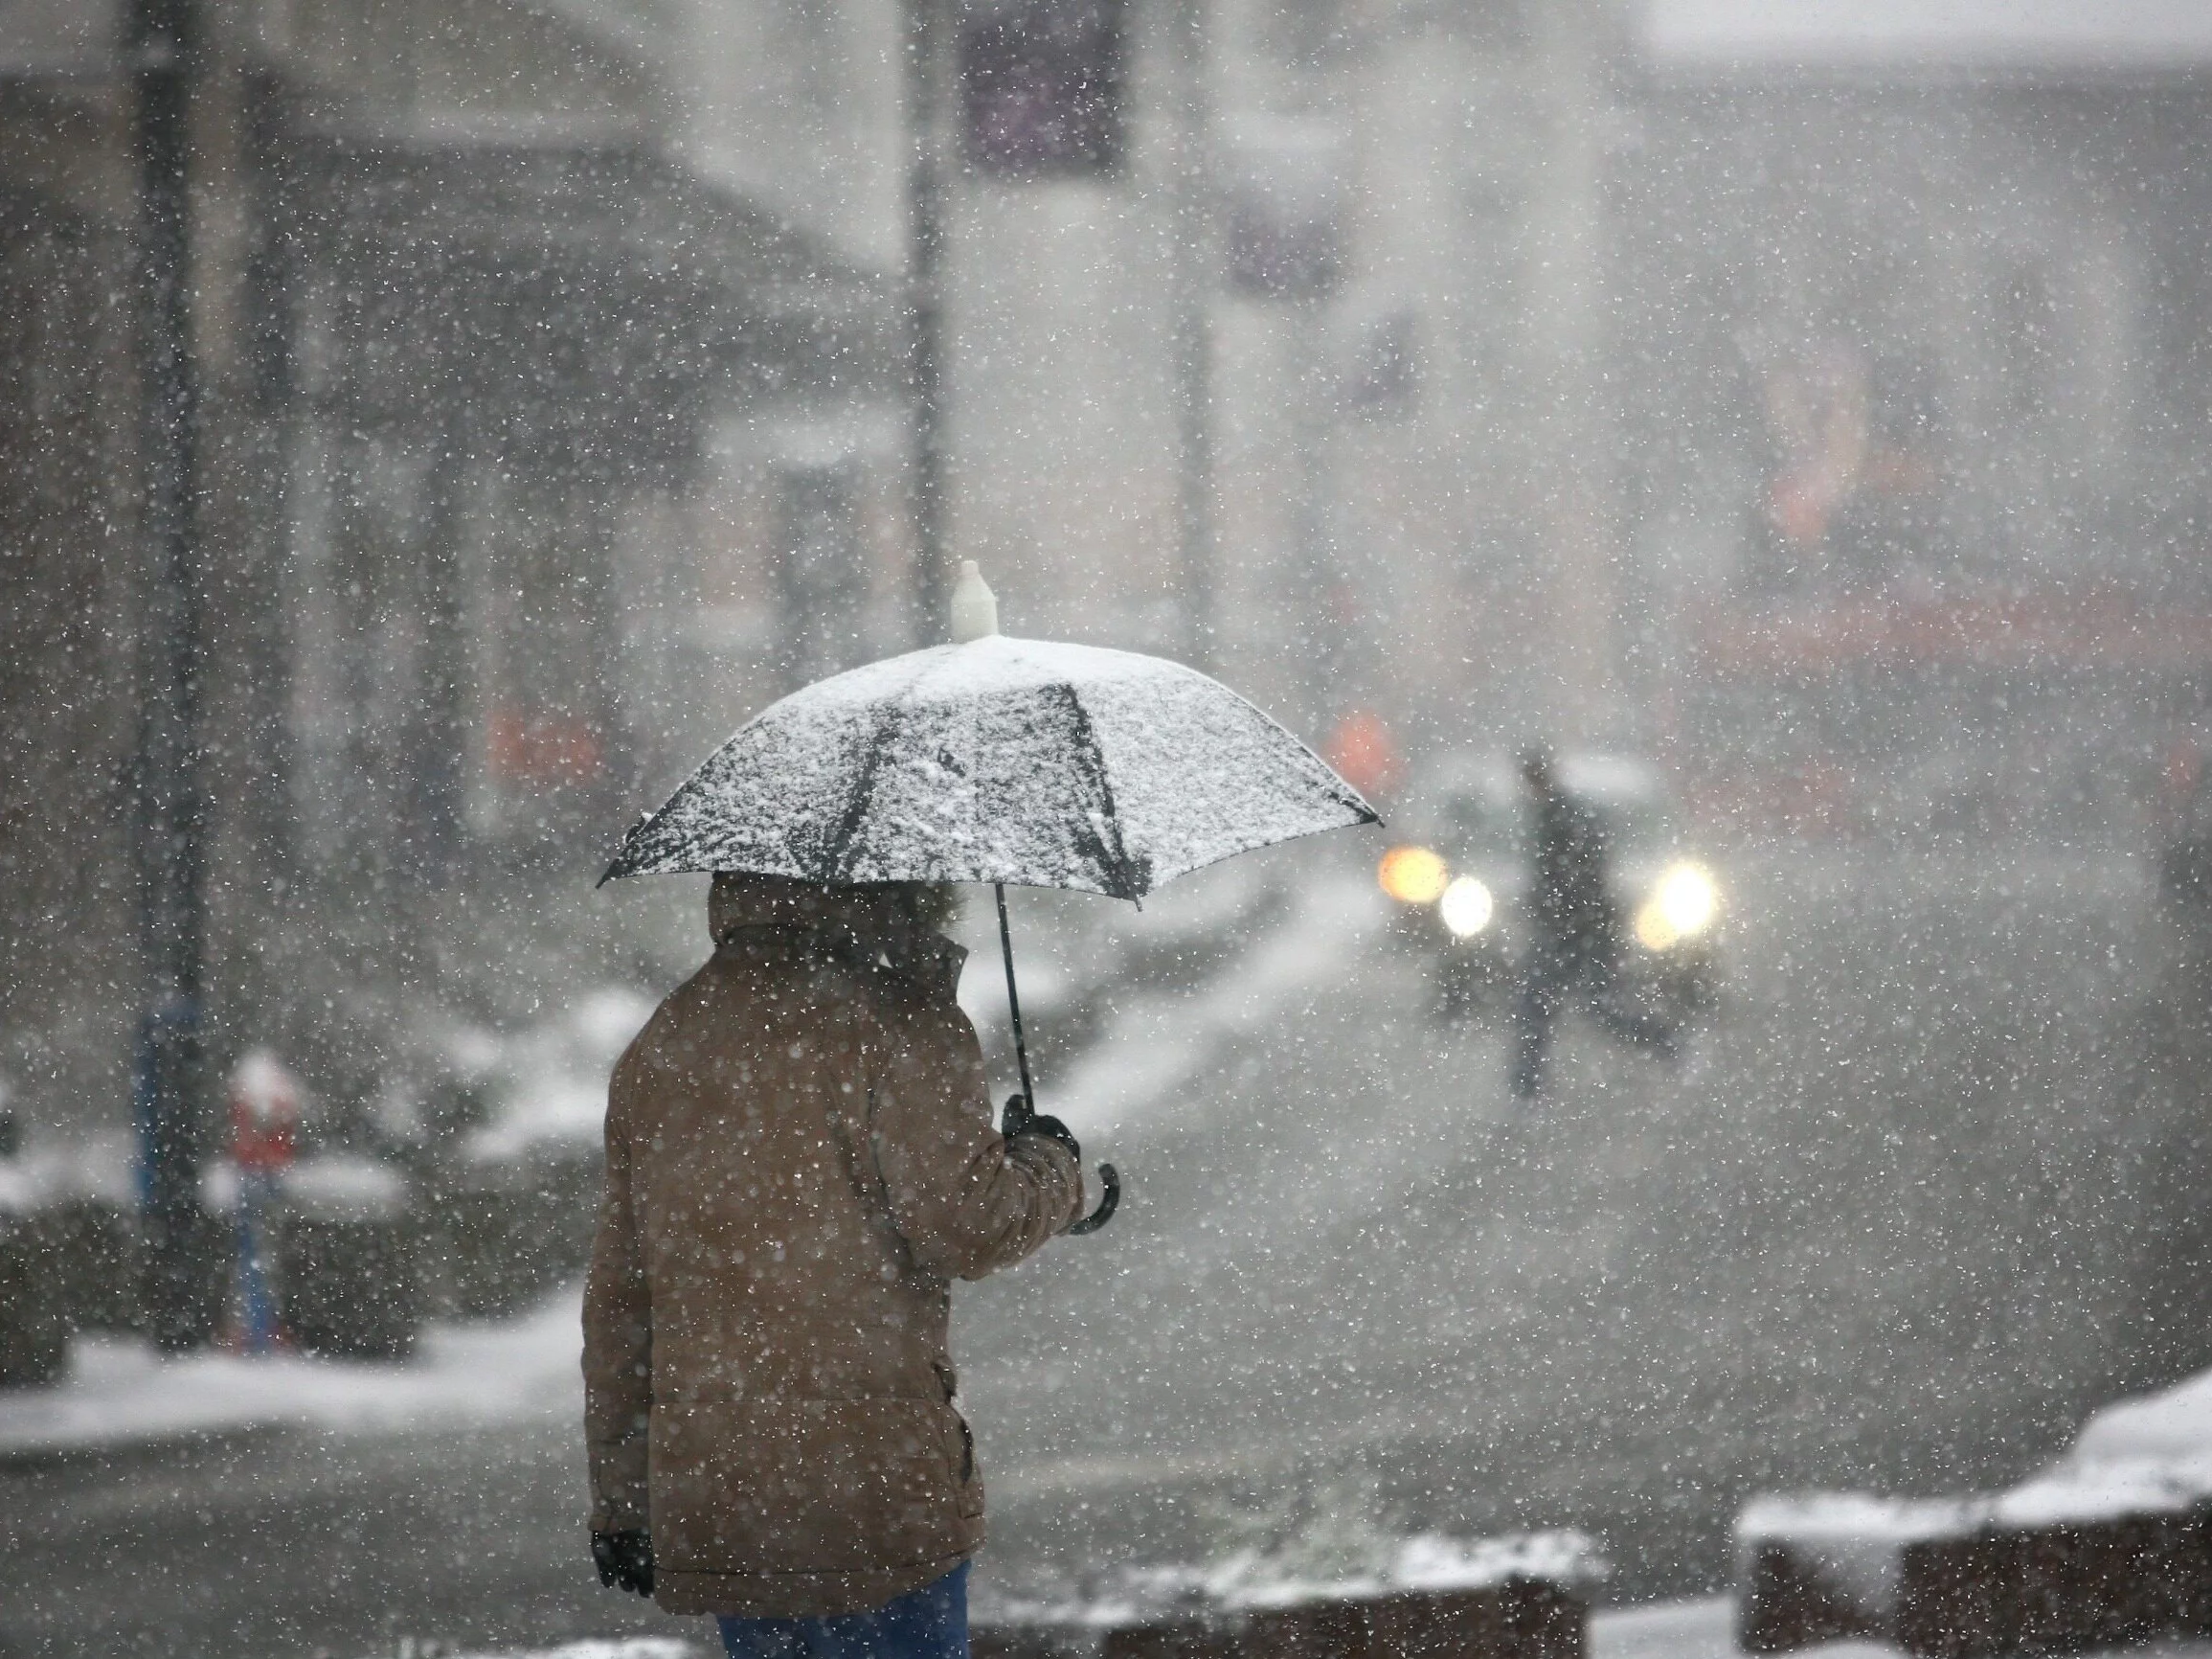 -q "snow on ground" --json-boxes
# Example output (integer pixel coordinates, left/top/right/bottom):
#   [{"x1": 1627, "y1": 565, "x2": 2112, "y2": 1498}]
[
  {"x1": 1211, "y1": 1529, "x2": 1609, "y2": 1613},
  {"x1": 1592, "y1": 1598, "x2": 2212, "y2": 1659},
  {"x1": 2028, "y1": 1363, "x2": 2212, "y2": 1517},
  {"x1": 1980, "y1": 1360, "x2": 2212, "y2": 1525},
  {"x1": 0, "y1": 1133, "x2": 135, "y2": 1214},
  {"x1": 987, "y1": 1531, "x2": 1608, "y2": 1630},
  {"x1": 1743, "y1": 1358, "x2": 2212, "y2": 1559},
  {"x1": 955, "y1": 853, "x2": 1282, "y2": 1046},
  {"x1": 464, "y1": 989, "x2": 655, "y2": 1164},
  {"x1": 381, "y1": 1596, "x2": 1724, "y2": 1659},
  {"x1": 0, "y1": 878, "x2": 1349, "y2": 1464},
  {"x1": 1591, "y1": 1598, "x2": 1743, "y2": 1659},
  {"x1": 414, "y1": 1643, "x2": 701, "y2": 1659},
  {"x1": 345, "y1": 1589, "x2": 2212, "y2": 1659},
  {"x1": 1734, "y1": 1362, "x2": 2212, "y2": 1634},
  {"x1": 1042, "y1": 869, "x2": 1385, "y2": 1142},
  {"x1": 0, "y1": 1284, "x2": 584, "y2": 1459},
  {"x1": 344, "y1": 1597, "x2": 2212, "y2": 1659}
]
